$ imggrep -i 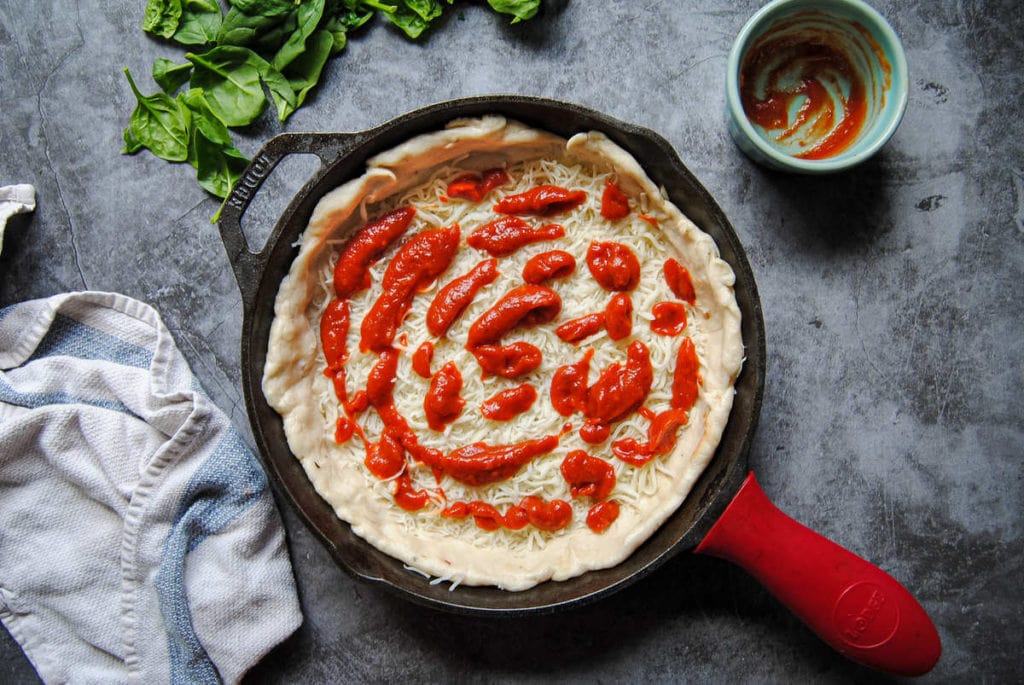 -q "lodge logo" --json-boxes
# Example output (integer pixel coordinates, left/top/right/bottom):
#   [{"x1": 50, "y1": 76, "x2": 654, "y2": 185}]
[{"x1": 834, "y1": 582, "x2": 900, "y2": 648}]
